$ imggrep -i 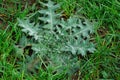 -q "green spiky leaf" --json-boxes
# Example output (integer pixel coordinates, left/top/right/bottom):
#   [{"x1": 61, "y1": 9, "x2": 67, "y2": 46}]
[
  {"x1": 18, "y1": 18, "x2": 40, "y2": 40},
  {"x1": 17, "y1": 0, "x2": 96, "y2": 75}
]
